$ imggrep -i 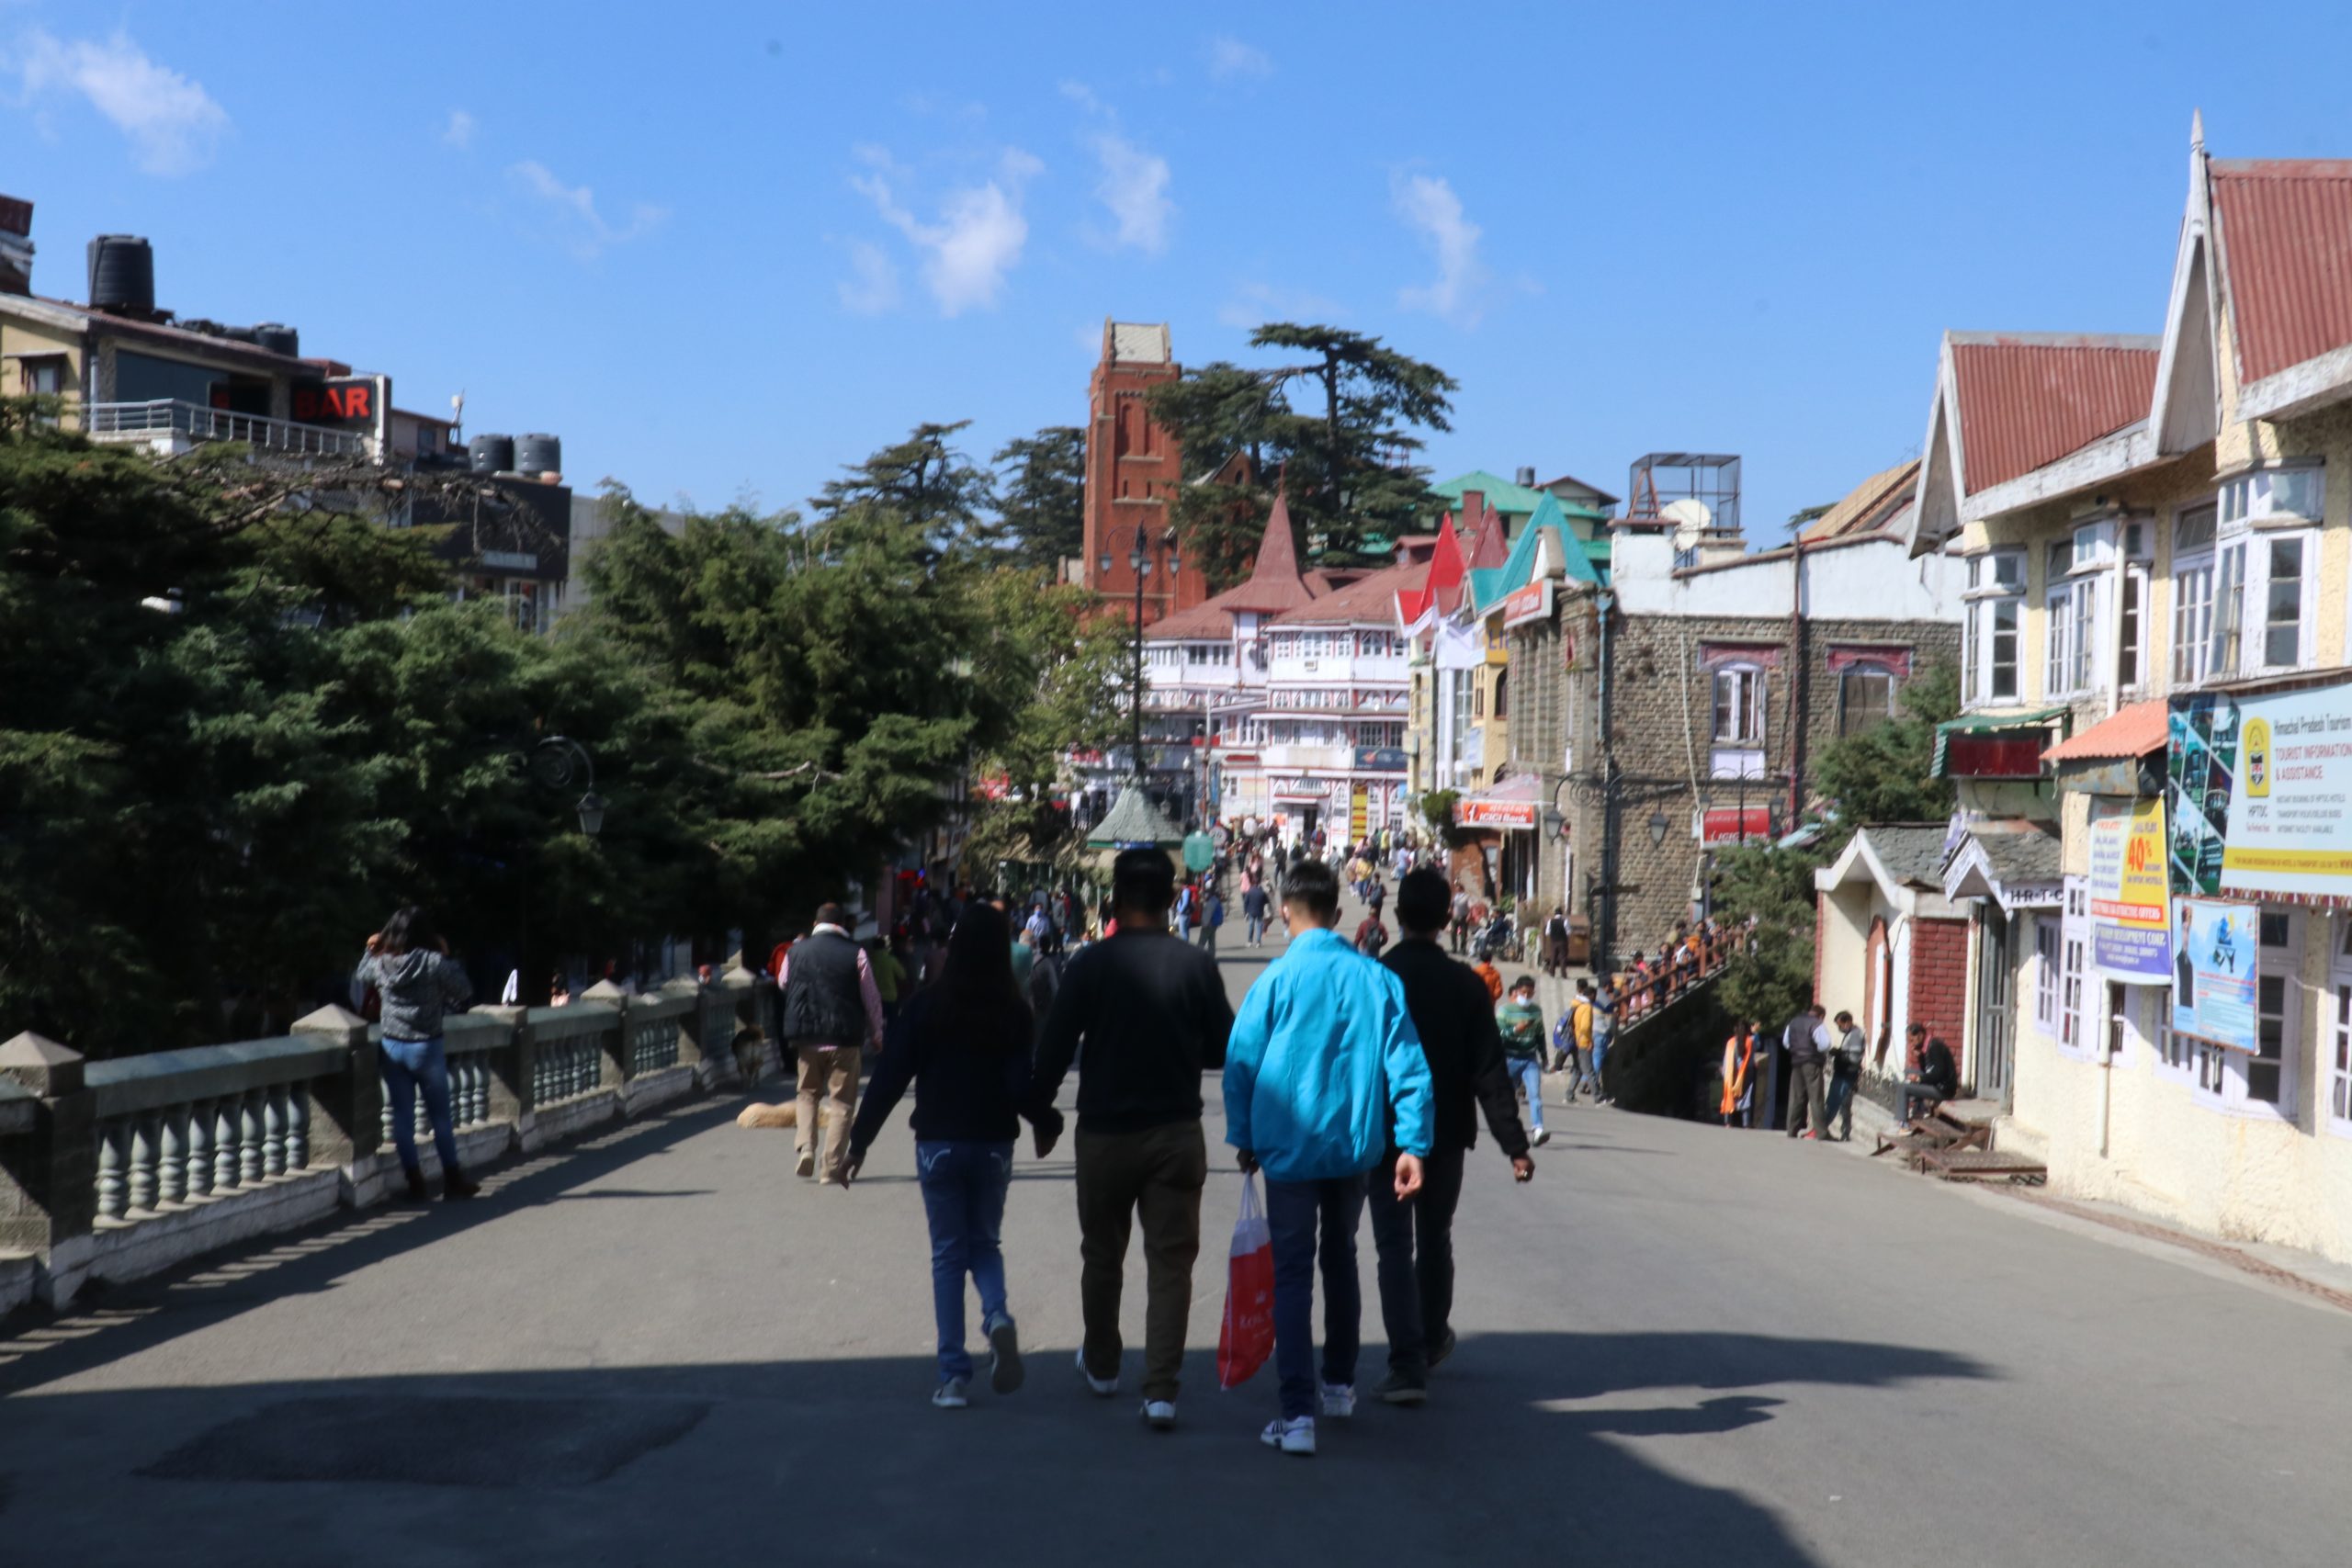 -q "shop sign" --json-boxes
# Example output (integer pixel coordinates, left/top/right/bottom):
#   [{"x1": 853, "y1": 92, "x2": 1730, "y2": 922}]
[
  {"x1": 1352, "y1": 746, "x2": 1408, "y2": 772},
  {"x1": 1499, "y1": 578, "x2": 1553, "y2": 629},
  {"x1": 2169, "y1": 897, "x2": 2256, "y2": 1052},
  {"x1": 1699, "y1": 806, "x2": 1772, "y2": 845},
  {"x1": 2088, "y1": 798, "x2": 2171, "y2": 983},
  {"x1": 1455, "y1": 796, "x2": 1539, "y2": 829},
  {"x1": 2169, "y1": 684, "x2": 2352, "y2": 901},
  {"x1": 1273, "y1": 777, "x2": 1330, "y2": 799}
]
